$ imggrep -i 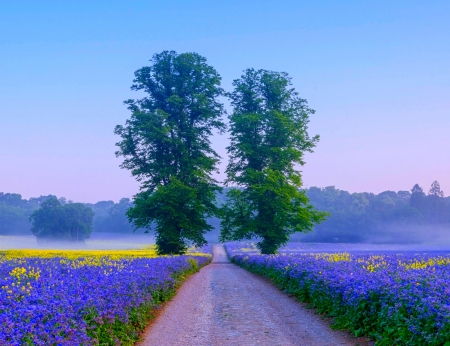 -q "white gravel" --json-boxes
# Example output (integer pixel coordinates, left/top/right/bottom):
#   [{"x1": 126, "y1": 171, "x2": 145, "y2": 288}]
[{"x1": 138, "y1": 245, "x2": 373, "y2": 346}]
